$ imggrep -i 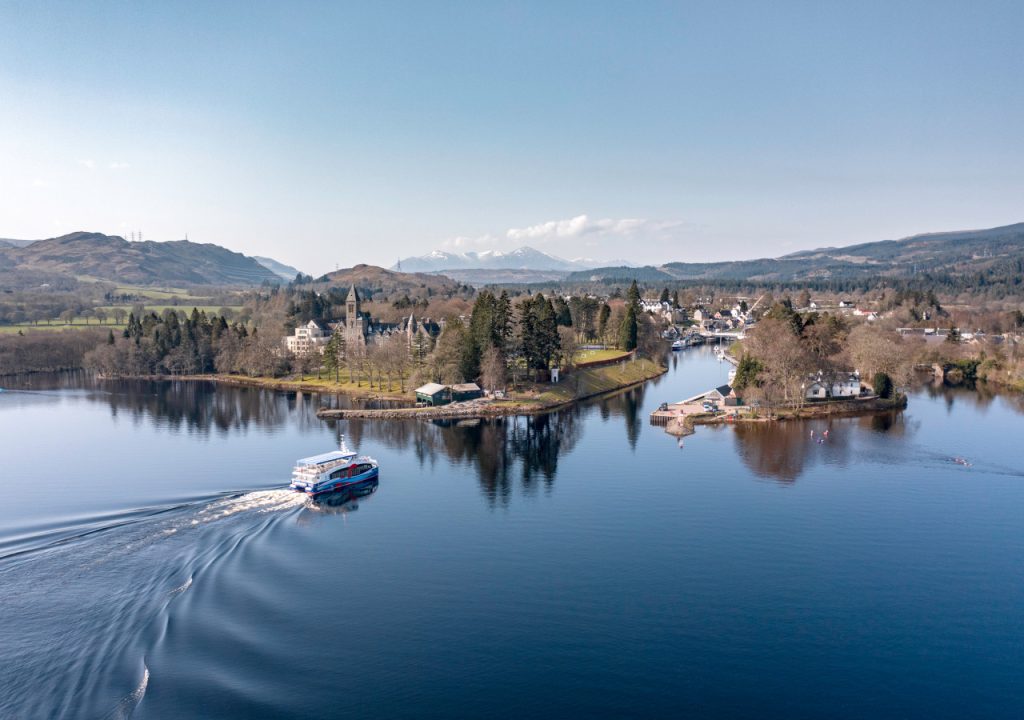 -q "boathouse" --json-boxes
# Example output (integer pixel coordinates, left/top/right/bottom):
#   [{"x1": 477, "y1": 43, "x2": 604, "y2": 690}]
[
  {"x1": 415, "y1": 383, "x2": 451, "y2": 406},
  {"x1": 450, "y1": 383, "x2": 483, "y2": 402}
]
